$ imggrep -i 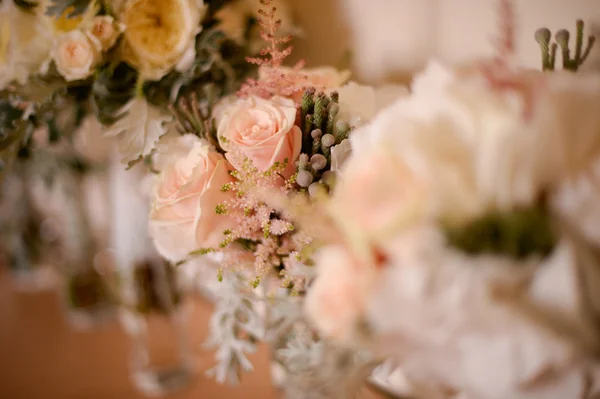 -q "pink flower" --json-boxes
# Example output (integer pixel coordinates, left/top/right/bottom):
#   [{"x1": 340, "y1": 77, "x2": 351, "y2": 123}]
[
  {"x1": 331, "y1": 144, "x2": 427, "y2": 238},
  {"x1": 149, "y1": 134, "x2": 235, "y2": 262},
  {"x1": 87, "y1": 16, "x2": 124, "y2": 51},
  {"x1": 217, "y1": 96, "x2": 302, "y2": 177},
  {"x1": 305, "y1": 245, "x2": 380, "y2": 343}
]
